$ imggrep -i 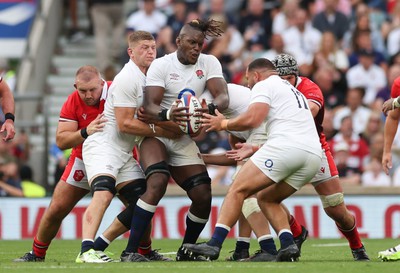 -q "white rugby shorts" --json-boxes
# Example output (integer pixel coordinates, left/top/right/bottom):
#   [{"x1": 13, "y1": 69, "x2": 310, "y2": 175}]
[
  {"x1": 156, "y1": 135, "x2": 205, "y2": 167},
  {"x1": 61, "y1": 155, "x2": 90, "y2": 190},
  {"x1": 83, "y1": 140, "x2": 144, "y2": 186},
  {"x1": 250, "y1": 144, "x2": 321, "y2": 190}
]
